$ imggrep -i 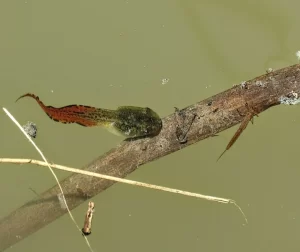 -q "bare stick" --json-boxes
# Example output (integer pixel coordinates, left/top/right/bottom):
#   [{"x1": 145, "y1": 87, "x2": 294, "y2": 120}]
[
  {"x1": 2, "y1": 108, "x2": 95, "y2": 252},
  {"x1": 0, "y1": 157, "x2": 235, "y2": 205},
  {"x1": 82, "y1": 202, "x2": 95, "y2": 236}
]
